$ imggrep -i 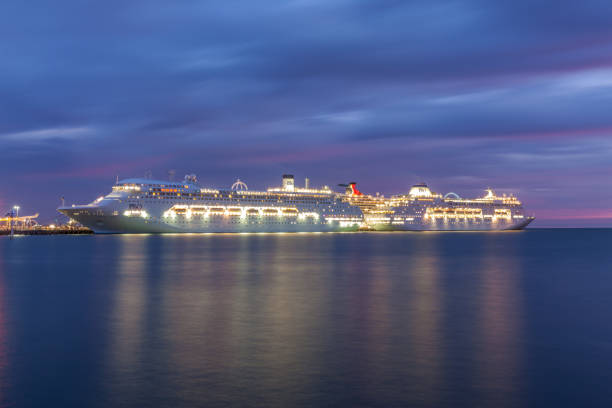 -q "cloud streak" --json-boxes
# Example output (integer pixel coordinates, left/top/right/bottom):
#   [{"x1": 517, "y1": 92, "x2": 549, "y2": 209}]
[{"x1": 1, "y1": 127, "x2": 94, "y2": 141}]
